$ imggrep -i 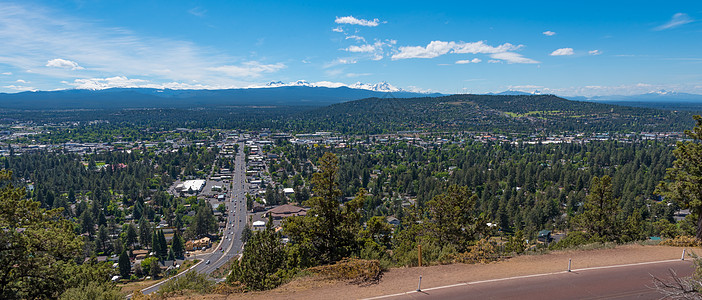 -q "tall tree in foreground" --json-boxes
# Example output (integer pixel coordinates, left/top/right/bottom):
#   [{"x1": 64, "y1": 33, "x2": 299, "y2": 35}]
[
  {"x1": 575, "y1": 175, "x2": 620, "y2": 241},
  {"x1": 284, "y1": 152, "x2": 366, "y2": 266},
  {"x1": 657, "y1": 115, "x2": 702, "y2": 241},
  {"x1": 0, "y1": 170, "x2": 83, "y2": 299}
]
